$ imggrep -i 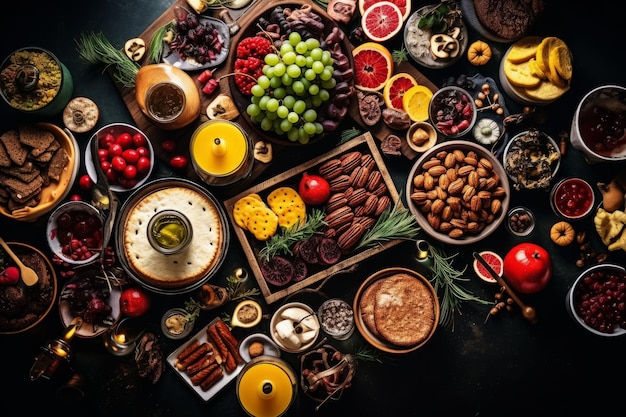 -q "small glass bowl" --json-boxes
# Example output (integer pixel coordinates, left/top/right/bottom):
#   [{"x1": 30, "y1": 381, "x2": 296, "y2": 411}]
[
  {"x1": 161, "y1": 308, "x2": 194, "y2": 340},
  {"x1": 550, "y1": 177, "x2": 595, "y2": 220},
  {"x1": 506, "y1": 206, "x2": 535, "y2": 236},
  {"x1": 147, "y1": 210, "x2": 193, "y2": 255},
  {"x1": 317, "y1": 298, "x2": 355, "y2": 340}
]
